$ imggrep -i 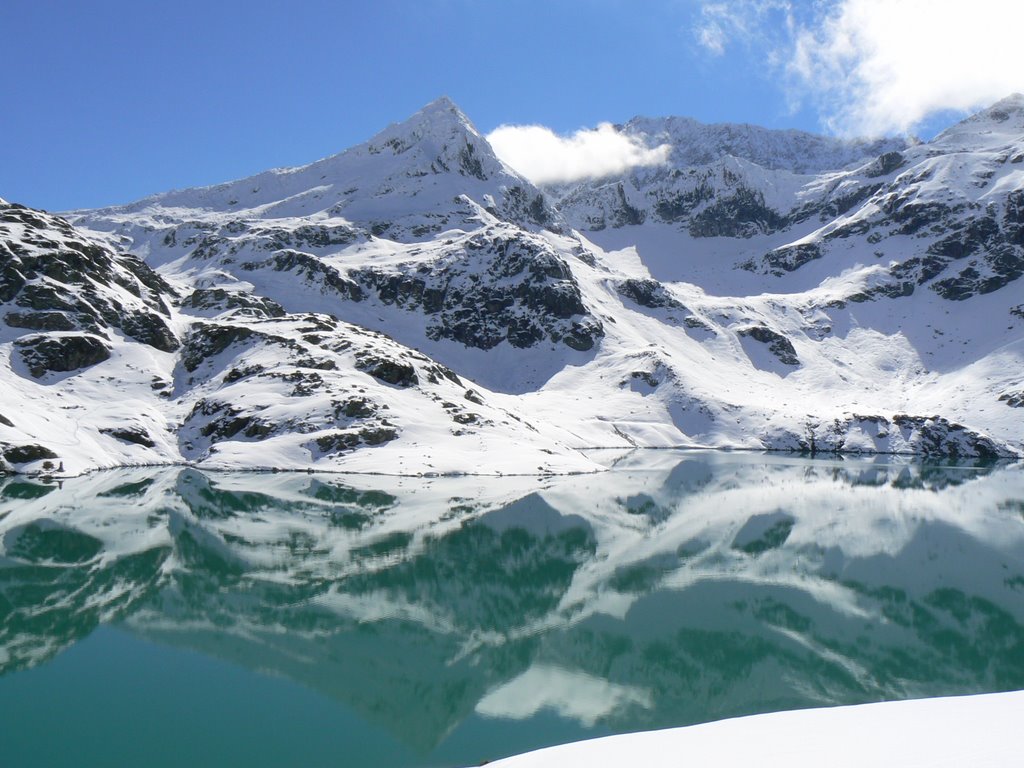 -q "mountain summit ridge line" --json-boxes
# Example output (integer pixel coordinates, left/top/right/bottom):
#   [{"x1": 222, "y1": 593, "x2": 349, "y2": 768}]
[{"x1": 0, "y1": 96, "x2": 1020, "y2": 475}]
